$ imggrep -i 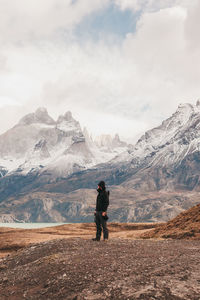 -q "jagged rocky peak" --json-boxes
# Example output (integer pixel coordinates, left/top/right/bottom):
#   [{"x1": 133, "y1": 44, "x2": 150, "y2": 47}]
[
  {"x1": 82, "y1": 127, "x2": 94, "y2": 147},
  {"x1": 64, "y1": 111, "x2": 73, "y2": 120},
  {"x1": 57, "y1": 111, "x2": 74, "y2": 123},
  {"x1": 175, "y1": 100, "x2": 200, "y2": 113},
  {"x1": 56, "y1": 110, "x2": 81, "y2": 132},
  {"x1": 94, "y1": 134, "x2": 127, "y2": 148},
  {"x1": 112, "y1": 134, "x2": 127, "y2": 147},
  {"x1": 94, "y1": 134, "x2": 113, "y2": 148},
  {"x1": 18, "y1": 107, "x2": 55, "y2": 126},
  {"x1": 177, "y1": 103, "x2": 193, "y2": 110},
  {"x1": 174, "y1": 103, "x2": 194, "y2": 118},
  {"x1": 169, "y1": 102, "x2": 200, "y2": 127},
  {"x1": 131, "y1": 102, "x2": 196, "y2": 156}
]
